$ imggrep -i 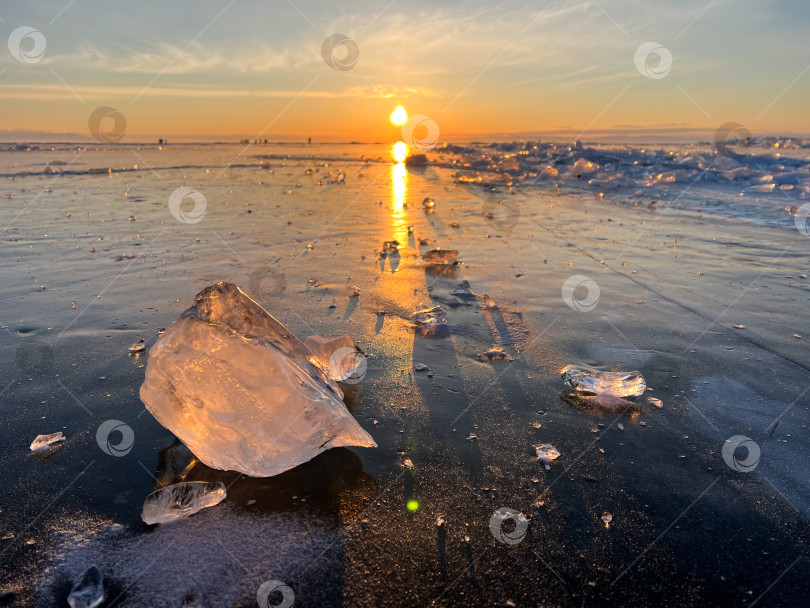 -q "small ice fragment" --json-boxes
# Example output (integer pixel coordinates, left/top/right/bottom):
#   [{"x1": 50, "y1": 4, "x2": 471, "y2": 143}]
[
  {"x1": 647, "y1": 396, "x2": 663, "y2": 408},
  {"x1": 479, "y1": 295, "x2": 498, "y2": 310},
  {"x1": 794, "y1": 334, "x2": 802, "y2": 340},
  {"x1": 422, "y1": 249, "x2": 458, "y2": 265},
  {"x1": 426, "y1": 370, "x2": 434, "y2": 377},
  {"x1": 561, "y1": 365, "x2": 646, "y2": 397},
  {"x1": 412, "y1": 306, "x2": 448, "y2": 335},
  {"x1": 450, "y1": 281, "x2": 476, "y2": 299},
  {"x1": 436, "y1": 515, "x2": 446, "y2": 527},
  {"x1": 30, "y1": 432, "x2": 65, "y2": 452},
  {"x1": 536, "y1": 444, "x2": 560, "y2": 470},
  {"x1": 382, "y1": 240, "x2": 400, "y2": 254},
  {"x1": 732, "y1": 324, "x2": 745, "y2": 330},
  {"x1": 181, "y1": 593, "x2": 203, "y2": 608},
  {"x1": 67, "y1": 565, "x2": 104, "y2": 608},
  {"x1": 128, "y1": 339, "x2": 146, "y2": 353},
  {"x1": 466, "y1": 433, "x2": 478, "y2": 441},
  {"x1": 414, "y1": 363, "x2": 431, "y2": 372},
  {"x1": 484, "y1": 345, "x2": 510, "y2": 361},
  {"x1": 350, "y1": 285, "x2": 361, "y2": 297},
  {"x1": 141, "y1": 481, "x2": 226, "y2": 525},
  {"x1": 450, "y1": 222, "x2": 460, "y2": 228},
  {"x1": 617, "y1": 423, "x2": 625, "y2": 431},
  {"x1": 403, "y1": 459, "x2": 414, "y2": 469},
  {"x1": 422, "y1": 197, "x2": 435, "y2": 208},
  {"x1": 406, "y1": 154, "x2": 428, "y2": 167},
  {"x1": 601, "y1": 513, "x2": 613, "y2": 527}
]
